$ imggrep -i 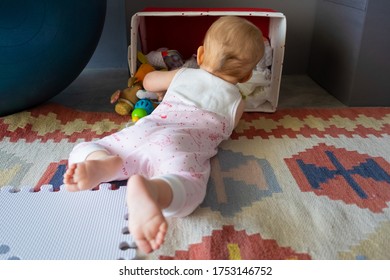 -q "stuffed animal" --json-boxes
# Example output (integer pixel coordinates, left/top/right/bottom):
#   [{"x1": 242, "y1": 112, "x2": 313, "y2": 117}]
[
  {"x1": 110, "y1": 83, "x2": 141, "y2": 116},
  {"x1": 110, "y1": 63, "x2": 155, "y2": 116},
  {"x1": 146, "y1": 48, "x2": 184, "y2": 70},
  {"x1": 145, "y1": 48, "x2": 200, "y2": 71},
  {"x1": 128, "y1": 63, "x2": 155, "y2": 87}
]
